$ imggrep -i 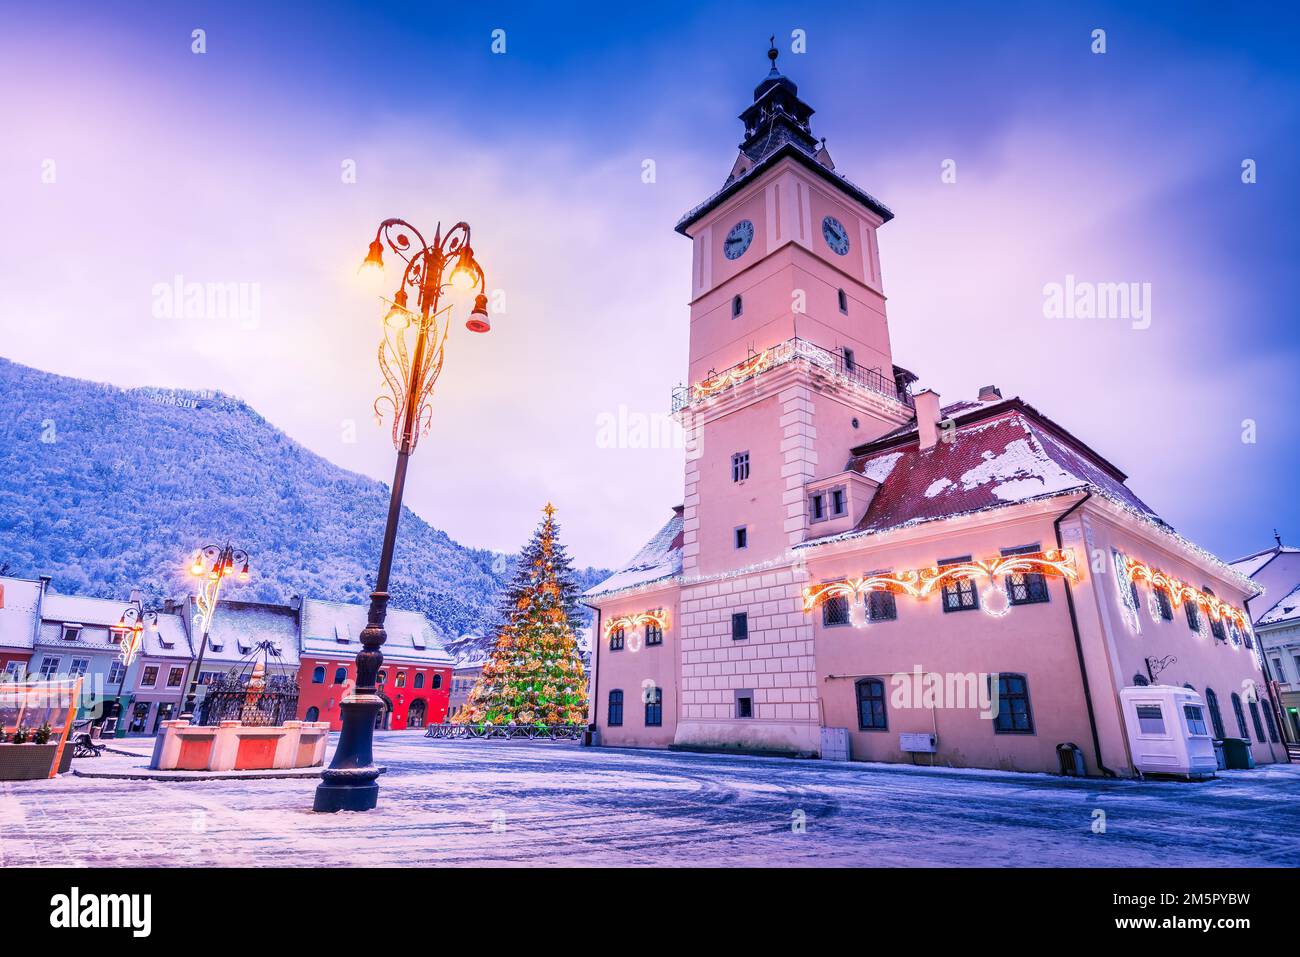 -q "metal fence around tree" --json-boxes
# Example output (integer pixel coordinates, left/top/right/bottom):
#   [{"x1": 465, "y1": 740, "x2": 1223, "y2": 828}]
[{"x1": 425, "y1": 723, "x2": 585, "y2": 741}]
